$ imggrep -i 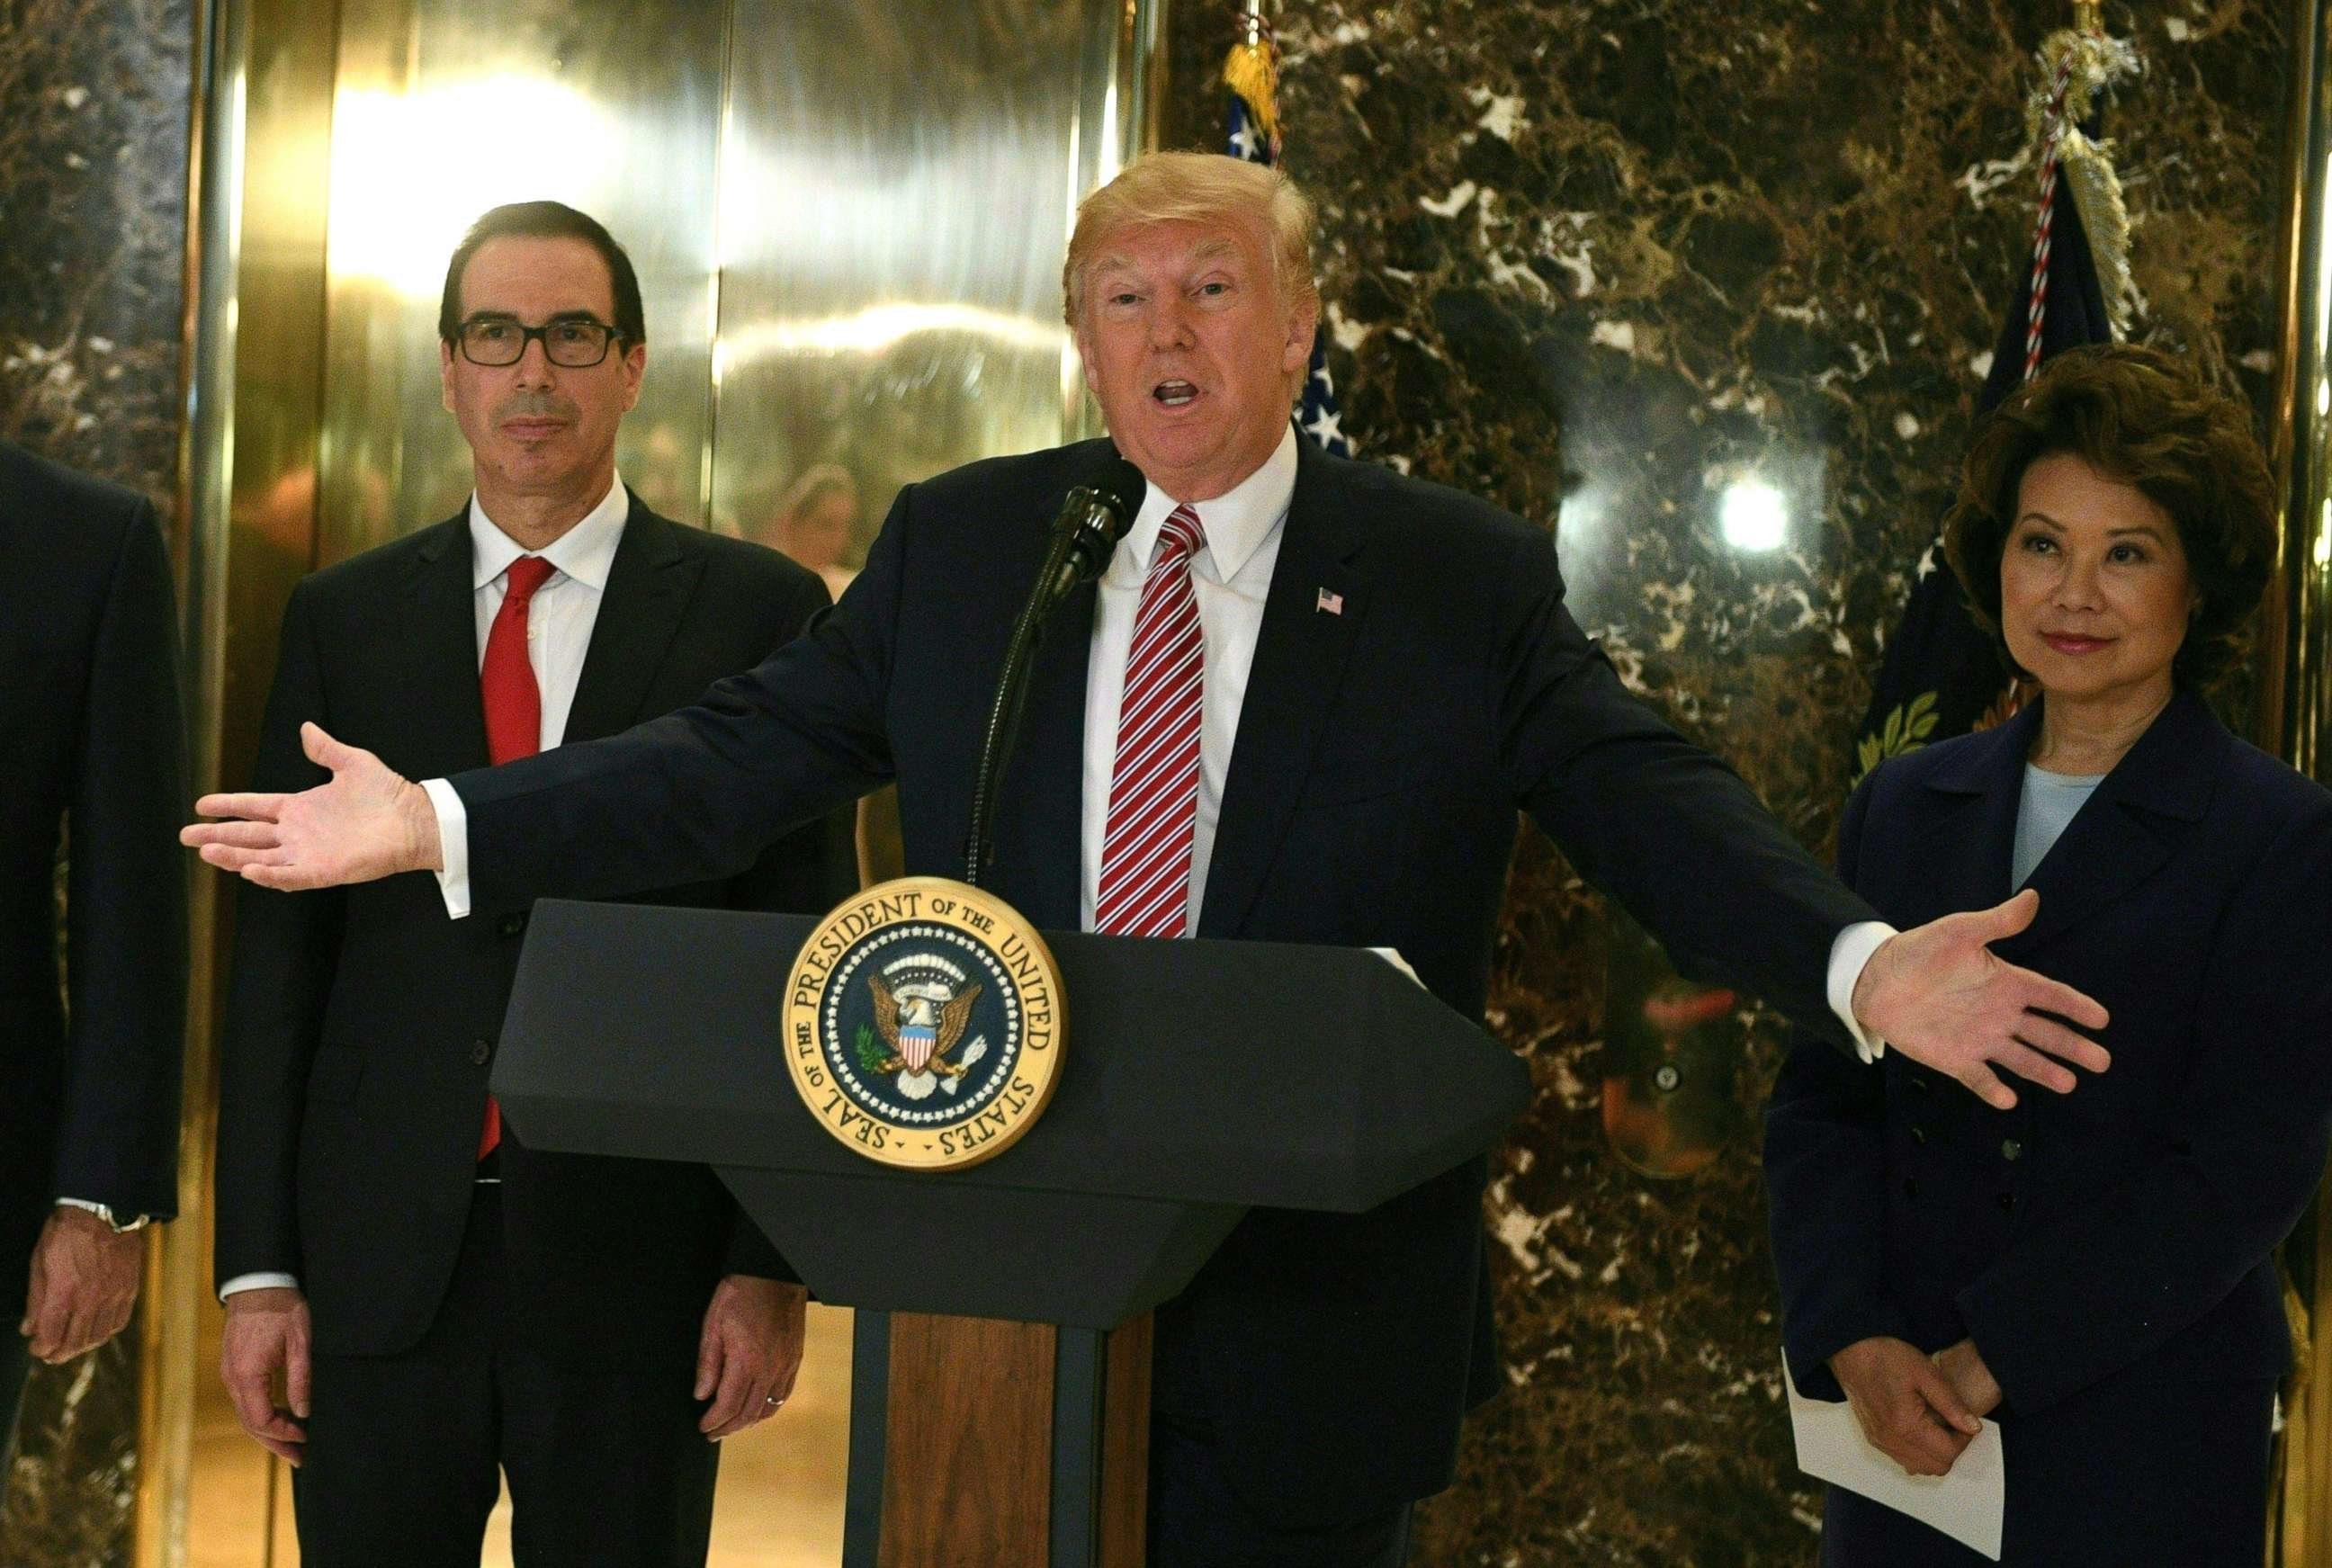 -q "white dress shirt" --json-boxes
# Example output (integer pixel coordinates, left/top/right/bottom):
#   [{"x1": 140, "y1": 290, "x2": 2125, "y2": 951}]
[
  {"x1": 420, "y1": 442, "x2": 1889, "y2": 1046},
  {"x1": 220, "y1": 476, "x2": 629, "y2": 1301},
  {"x1": 1078, "y1": 425, "x2": 1298, "y2": 932}
]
